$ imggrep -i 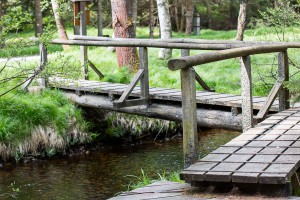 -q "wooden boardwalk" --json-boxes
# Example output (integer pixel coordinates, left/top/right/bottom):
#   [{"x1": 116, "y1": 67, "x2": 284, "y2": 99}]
[
  {"x1": 48, "y1": 78, "x2": 281, "y2": 112},
  {"x1": 181, "y1": 107, "x2": 300, "y2": 195}
]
